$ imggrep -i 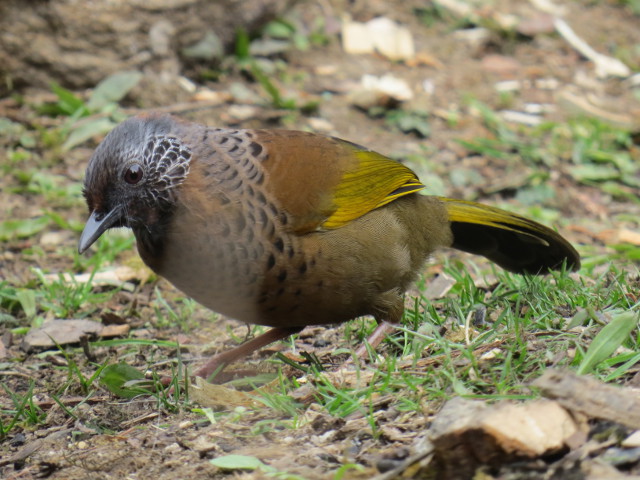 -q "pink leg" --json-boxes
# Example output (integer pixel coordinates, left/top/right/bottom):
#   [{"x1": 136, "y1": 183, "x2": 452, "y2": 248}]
[
  {"x1": 354, "y1": 321, "x2": 397, "y2": 358},
  {"x1": 193, "y1": 326, "x2": 303, "y2": 381}
]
